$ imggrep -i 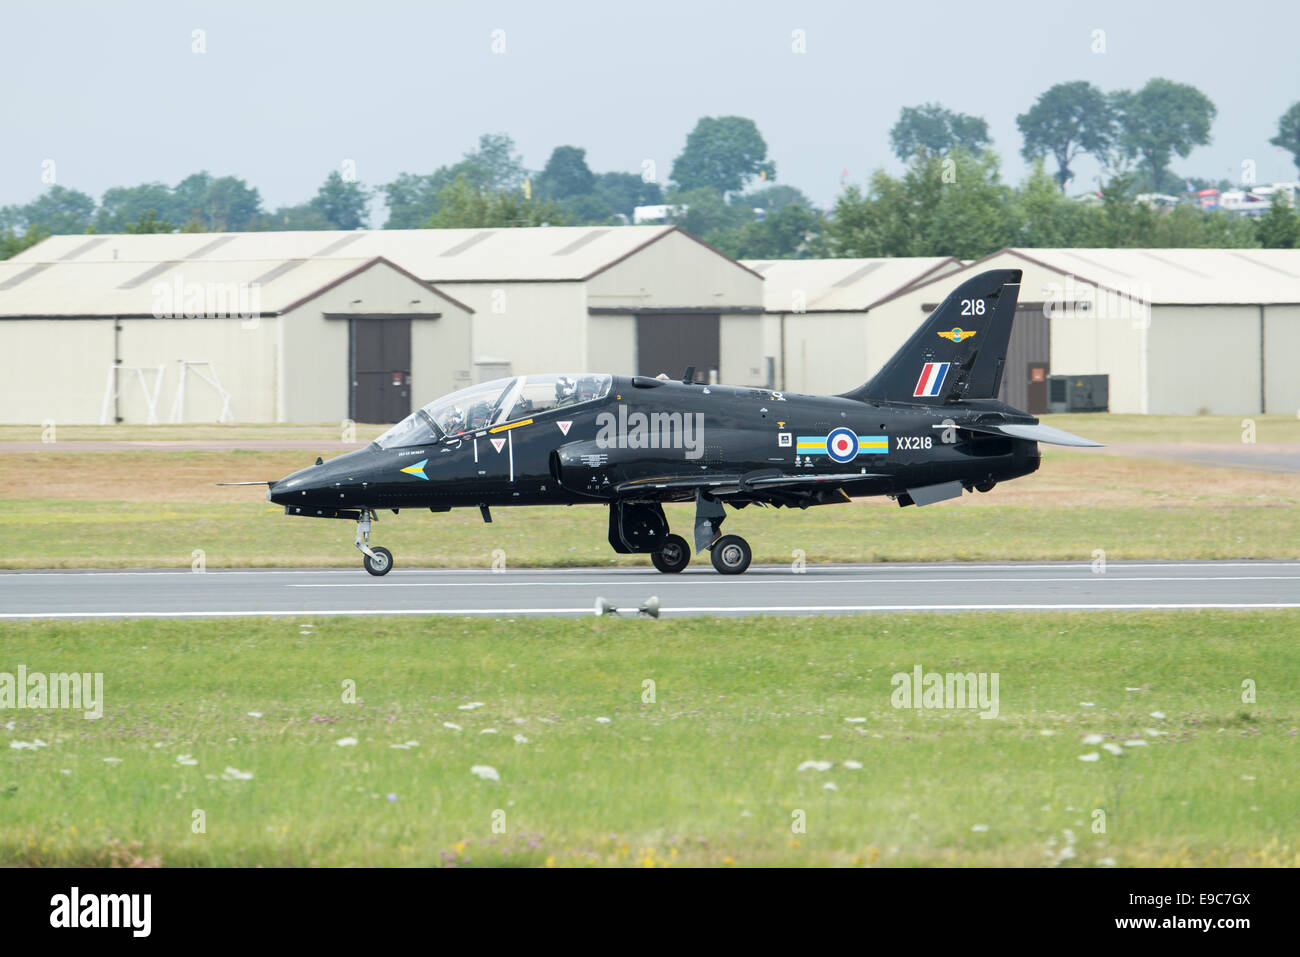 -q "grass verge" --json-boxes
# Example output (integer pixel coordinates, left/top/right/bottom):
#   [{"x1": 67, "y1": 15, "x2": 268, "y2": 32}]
[{"x1": 1, "y1": 611, "x2": 1295, "y2": 866}]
